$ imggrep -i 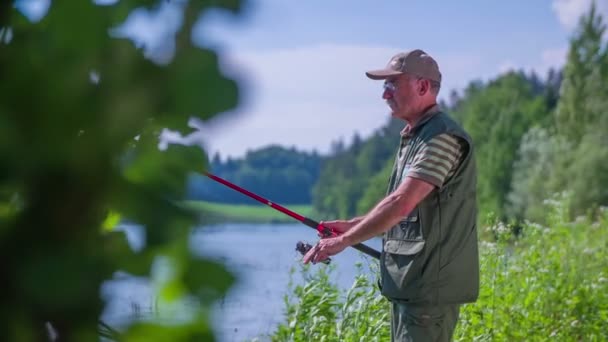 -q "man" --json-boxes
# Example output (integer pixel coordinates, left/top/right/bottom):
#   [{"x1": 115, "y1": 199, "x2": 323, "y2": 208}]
[{"x1": 303, "y1": 49, "x2": 479, "y2": 341}]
